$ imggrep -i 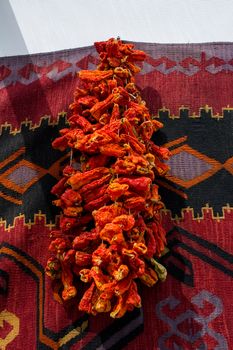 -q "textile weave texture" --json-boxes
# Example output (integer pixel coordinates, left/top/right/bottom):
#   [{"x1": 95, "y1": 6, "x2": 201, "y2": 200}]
[{"x1": 0, "y1": 41, "x2": 233, "y2": 350}]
